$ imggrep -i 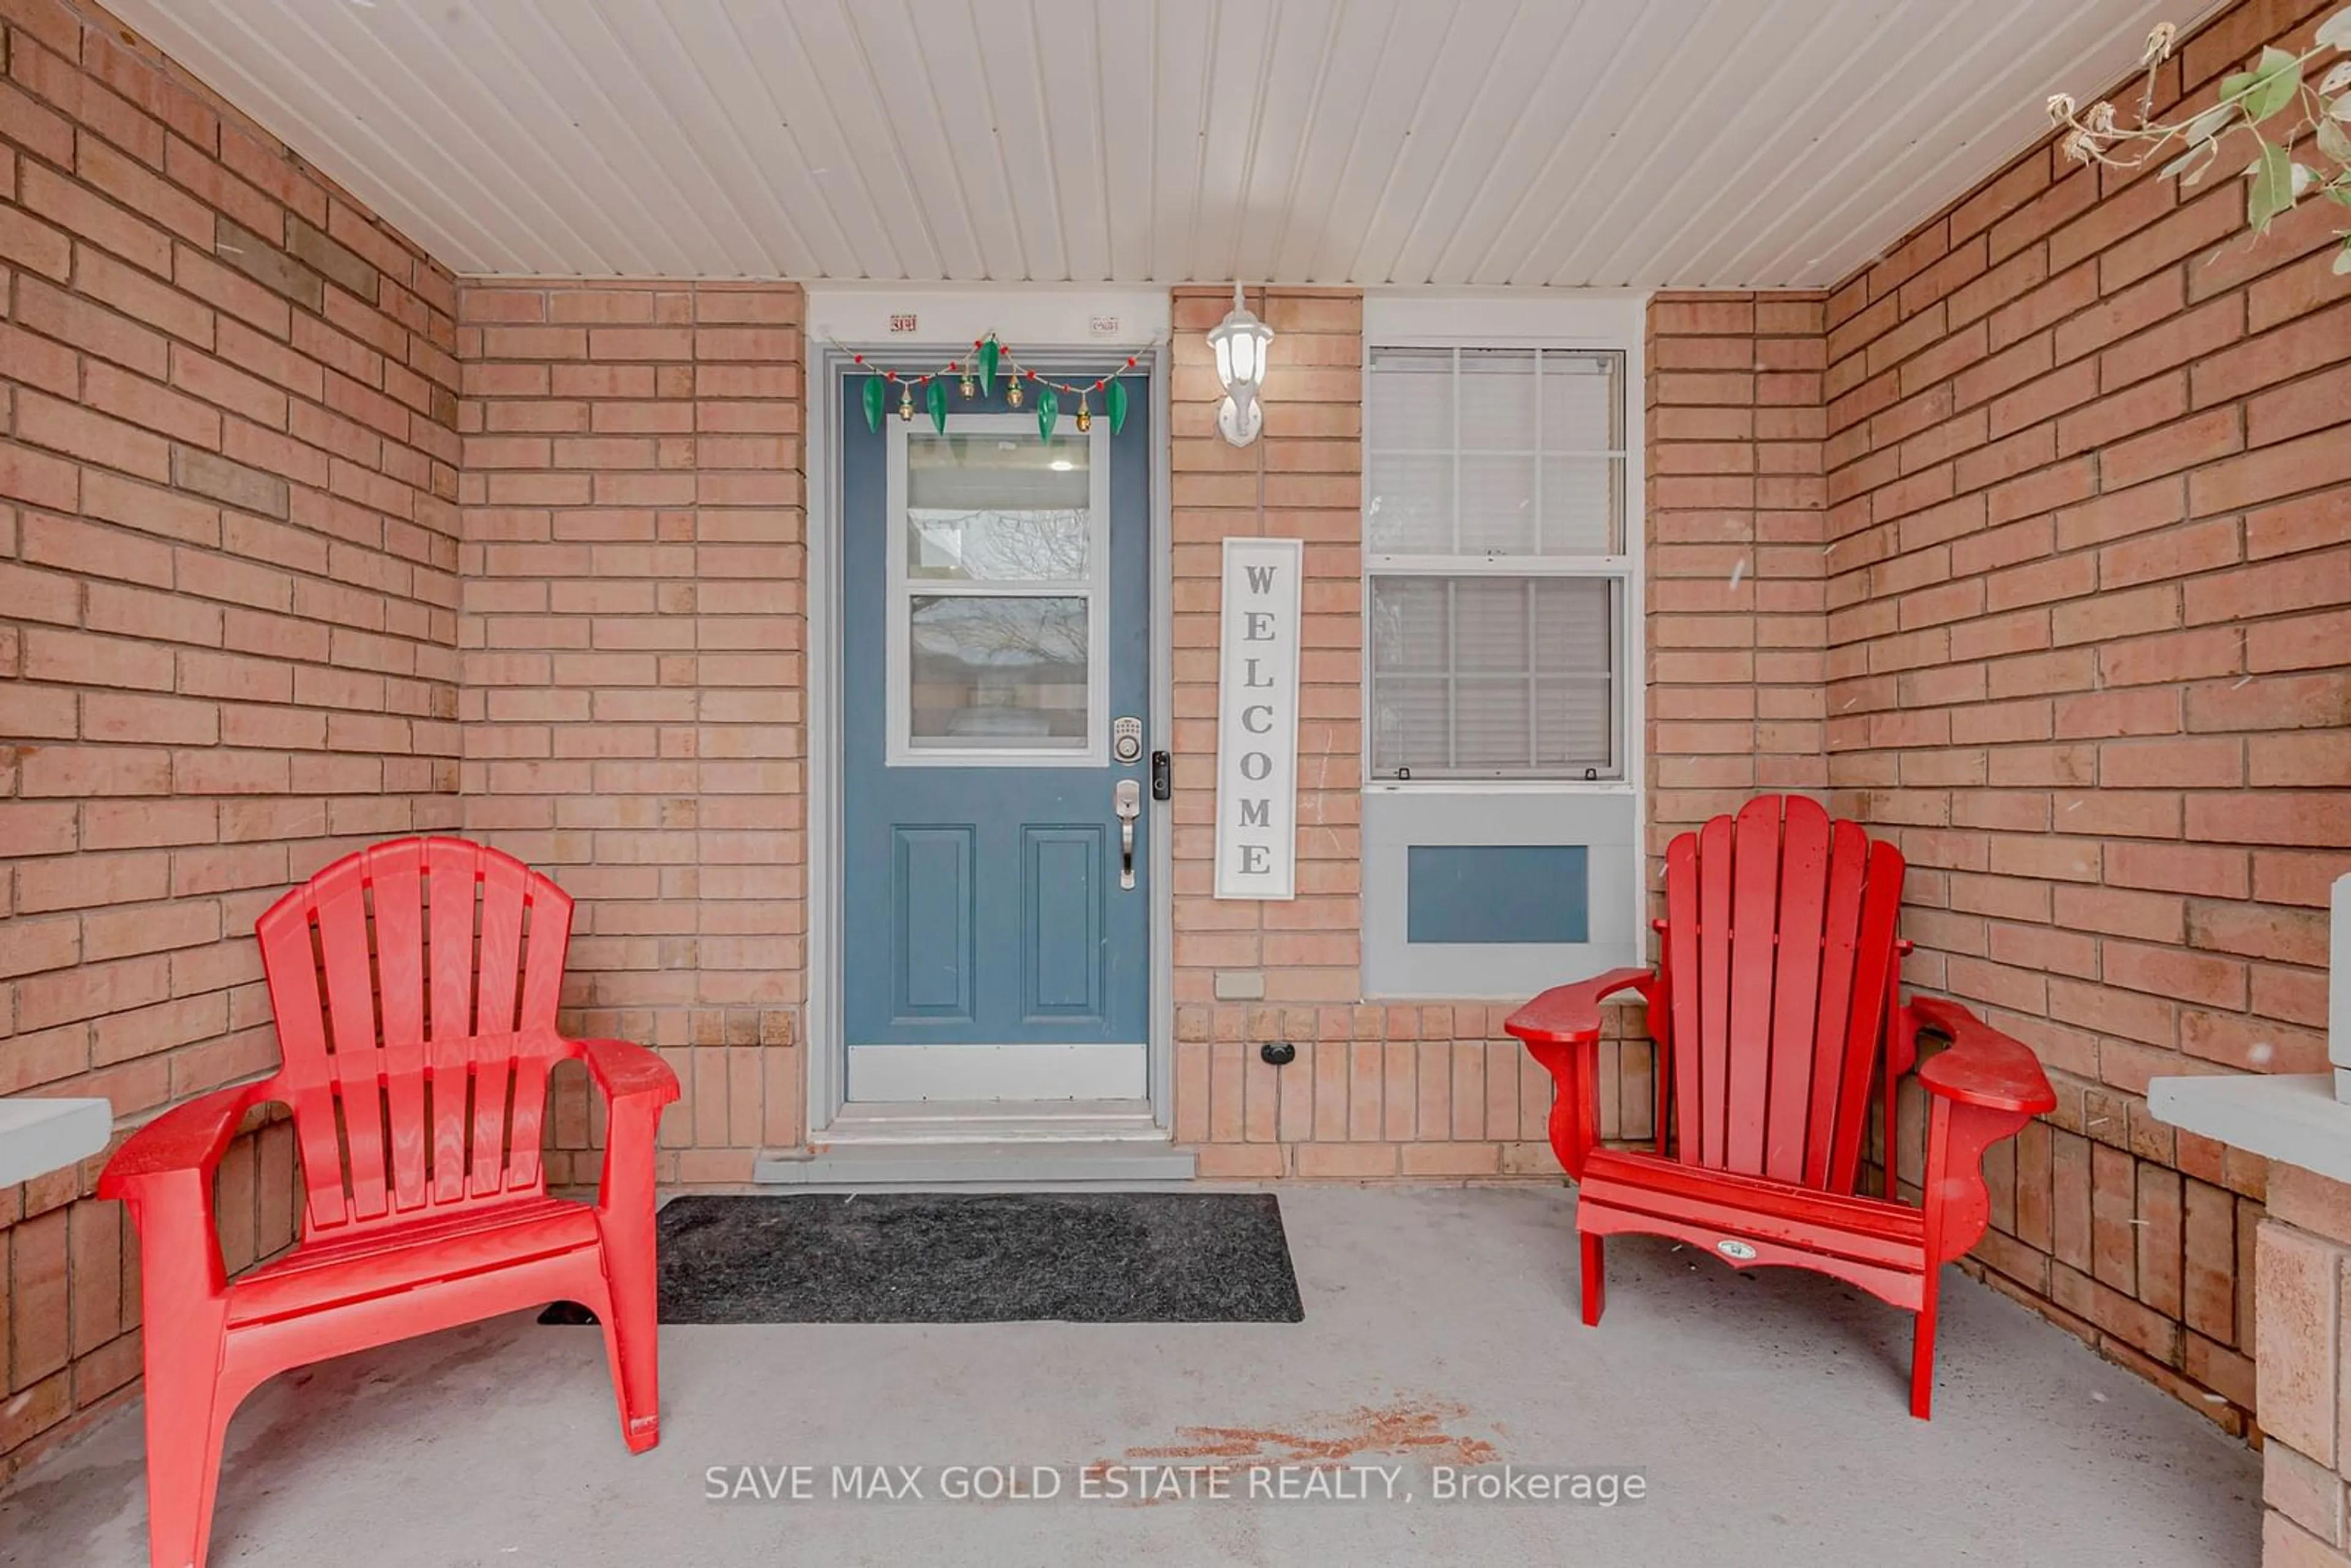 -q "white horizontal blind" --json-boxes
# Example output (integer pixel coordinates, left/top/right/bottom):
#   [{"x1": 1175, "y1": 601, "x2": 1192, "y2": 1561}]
[{"x1": 1365, "y1": 347, "x2": 1627, "y2": 781}]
